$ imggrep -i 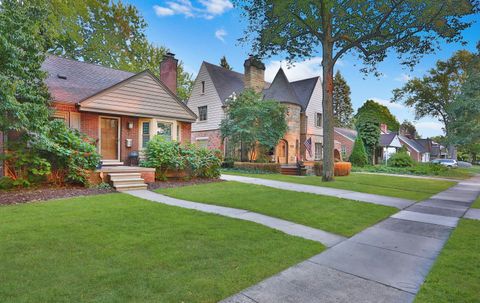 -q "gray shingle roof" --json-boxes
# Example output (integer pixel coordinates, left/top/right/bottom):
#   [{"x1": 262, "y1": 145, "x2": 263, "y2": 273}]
[
  {"x1": 42, "y1": 55, "x2": 134, "y2": 103},
  {"x1": 263, "y1": 68, "x2": 302, "y2": 107},
  {"x1": 290, "y1": 77, "x2": 319, "y2": 110},
  {"x1": 380, "y1": 132, "x2": 398, "y2": 147},
  {"x1": 203, "y1": 62, "x2": 318, "y2": 110},
  {"x1": 334, "y1": 127, "x2": 357, "y2": 141},
  {"x1": 399, "y1": 135, "x2": 427, "y2": 153}
]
